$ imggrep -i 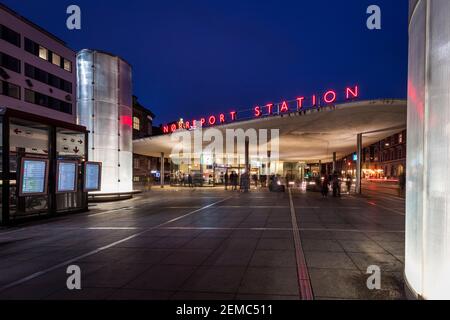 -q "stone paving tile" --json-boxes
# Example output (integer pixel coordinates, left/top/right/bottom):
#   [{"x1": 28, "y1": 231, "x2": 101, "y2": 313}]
[
  {"x1": 107, "y1": 289, "x2": 173, "y2": 300},
  {"x1": 229, "y1": 230, "x2": 263, "y2": 239},
  {"x1": 0, "y1": 261, "x2": 55, "y2": 286},
  {"x1": 161, "y1": 249, "x2": 213, "y2": 266},
  {"x1": 45, "y1": 287, "x2": 116, "y2": 300},
  {"x1": 204, "y1": 248, "x2": 255, "y2": 267},
  {"x1": 260, "y1": 230, "x2": 293, "y2": 239},
  {"x1": 238, "y1": 267, "x2": 299, "y2": 296},
  {"x1": 249, "y1": 250, "x2": 296, "y2": 268},
  {"x1": 256, "y1": 238, "x2": 294, "y2": 251},
  {"x1": 330, "y1": 231, "x2": 371, "y2": 241},
  {"x1": 338, "y1": 240, "x2": 387, "y2": 254},
  {"x1": 181, "y1": 266, "x2": 246, "y2": 293},
  {"x1": 299, "y1": 230, "x2": 334, "y2": 240},
  {"x1": 368, "y1": 232, "x2": 405, "y2": 242},
  {"x1": 183, "y1": 237, "x2": 225, "y2": 250},
  {"x1": 171, "y1": 291, "x2": 235, "y2": 300},
  {"x1": 145, "y1": 237, "x2": 195, "y2": 249},
  {"x1": 309, "y1": 268, "x2": 369, "y2": 299},
  {"x1": 347, "y1": 252, "x2": 403, "y2": 272},
  {"x1": 115, "y1": 249, "x2": 173, "y2": 265},
  {"x1": 301, "y1": 239, "x2": 344, "y2": 252},
  {"x1": 82, "y1": 263, "x2": 151, "y2": 288},
  {"x1": 303, "y1": 251, "x2": 358, "y2": 270},
  {"x1": 125, "y1": 265, "x2": 197, "y2": 291},
  {"x1": 375, "y1": 241, "x2": 405, "y2": 256}
]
